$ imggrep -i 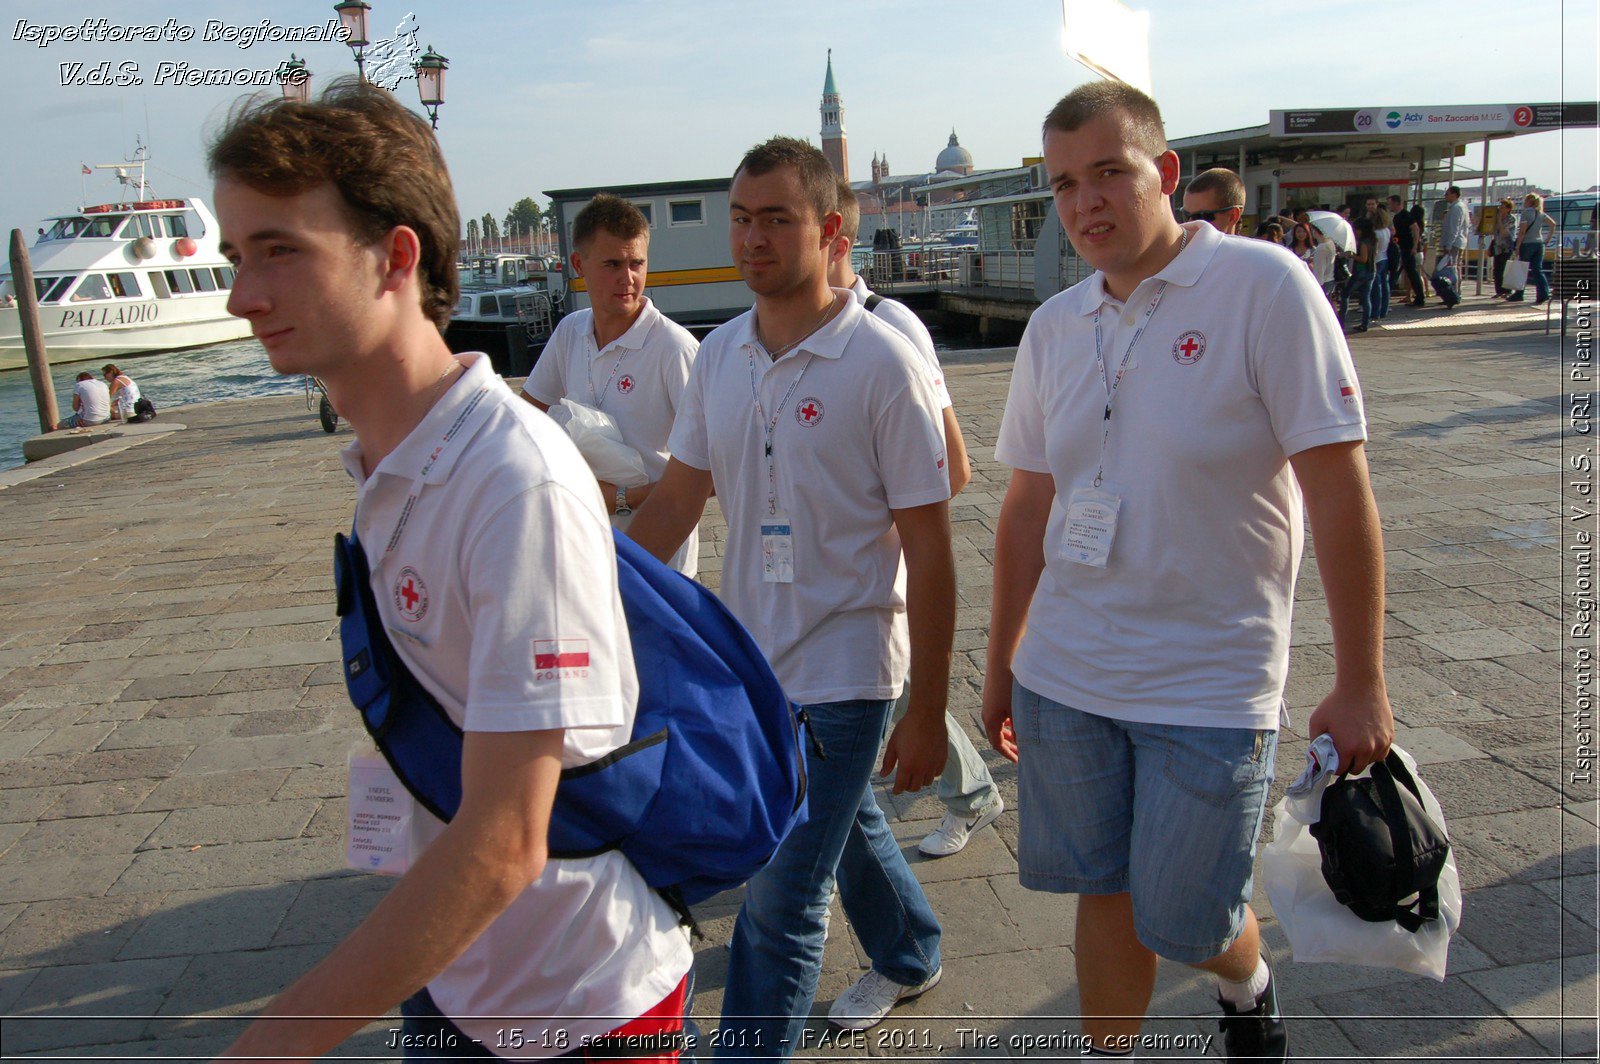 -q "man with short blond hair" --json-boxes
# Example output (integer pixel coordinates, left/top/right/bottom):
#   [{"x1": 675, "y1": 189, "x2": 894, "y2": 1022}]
[
  {"x1": 983, "y1": 80, "x2": 1392, "y2": 1062},
  {"x1": 521, "y1": 192, "x2": 701, "y2": 575},
  {"x1": 1181, "y1": 167, "x2": 1245, "y2": 234},
  {"x1": 629, "y1": 135, "x2": 955, "y2": 1054}
]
